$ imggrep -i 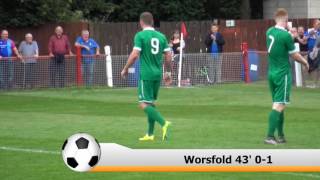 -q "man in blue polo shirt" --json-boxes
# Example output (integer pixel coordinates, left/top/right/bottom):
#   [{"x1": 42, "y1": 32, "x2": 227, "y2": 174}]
[
  {"x1": 75, "y1": 30, "x2": 100, "y2": 87},
  {"x1": 0, "y1": 30, "x2": 22, "y2": 89}
]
